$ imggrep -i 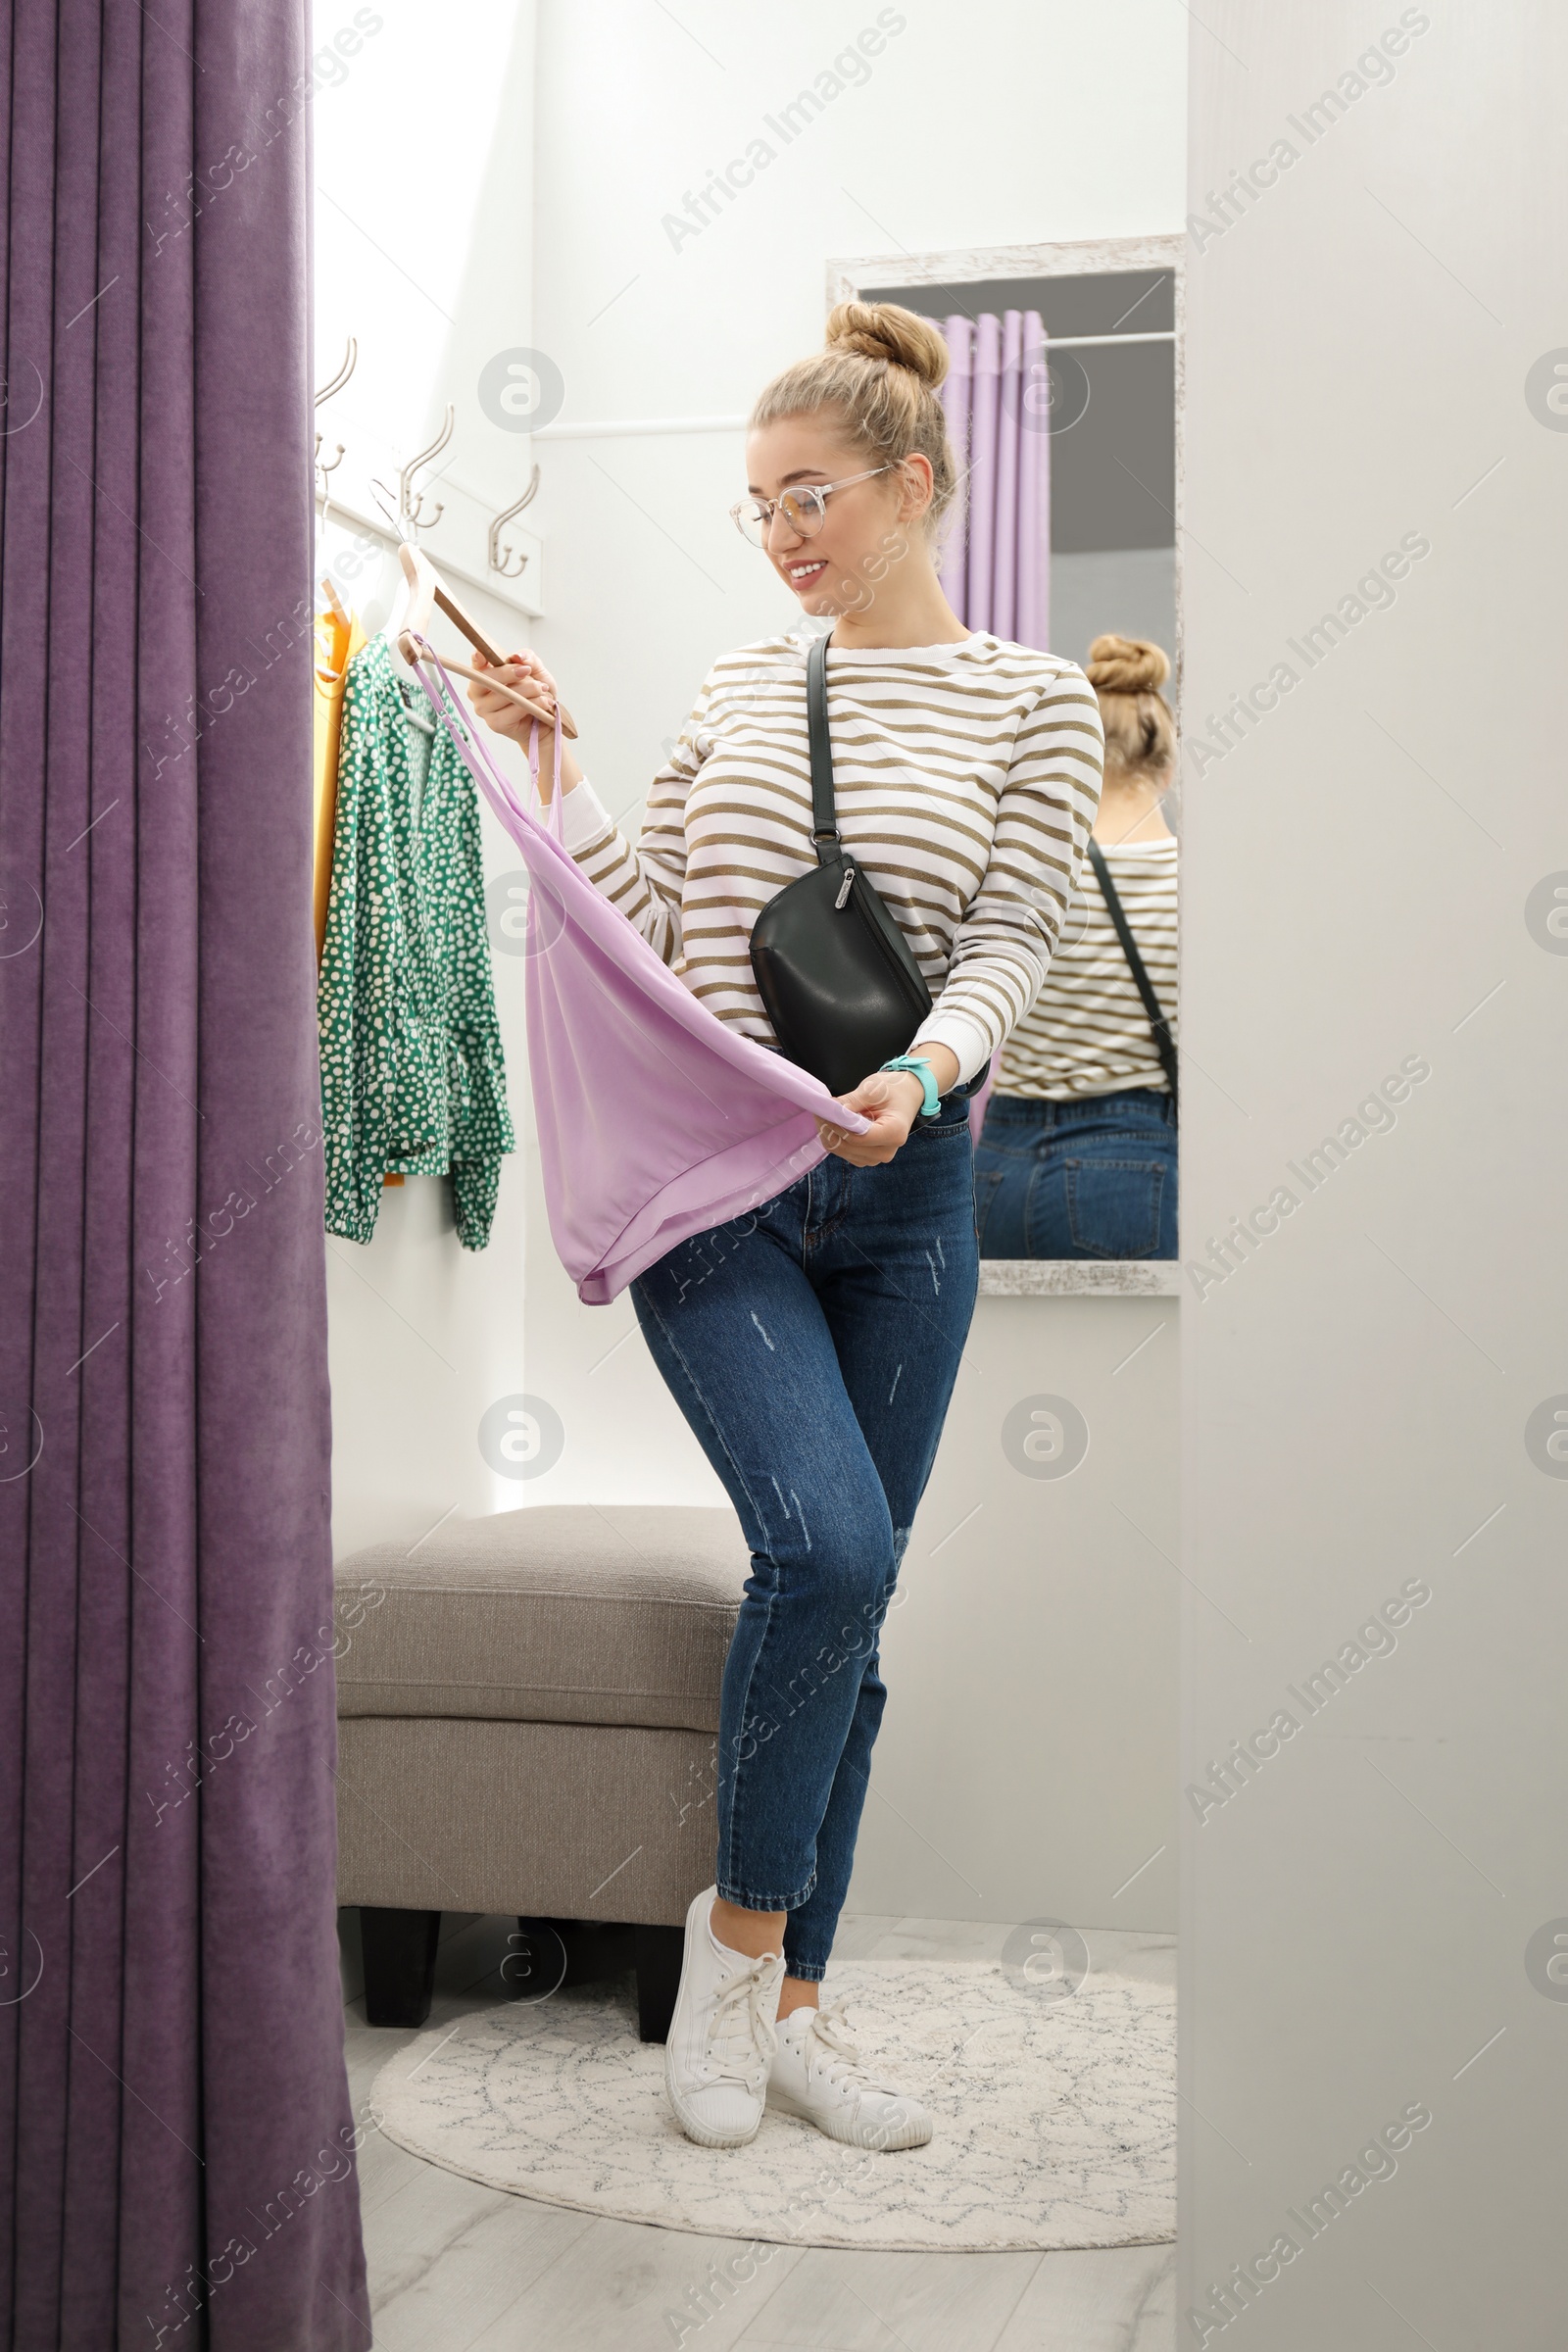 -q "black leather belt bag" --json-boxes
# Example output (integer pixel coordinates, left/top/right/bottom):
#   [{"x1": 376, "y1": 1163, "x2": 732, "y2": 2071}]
[{"x1": 749, "y1": 630, "x2": 933, "y2": 1101}]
